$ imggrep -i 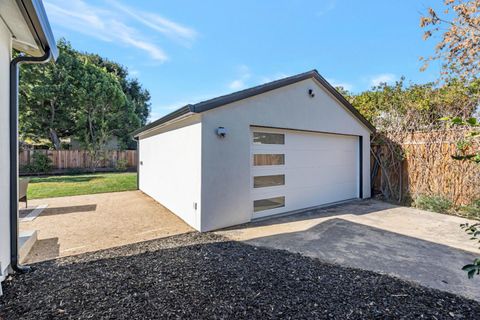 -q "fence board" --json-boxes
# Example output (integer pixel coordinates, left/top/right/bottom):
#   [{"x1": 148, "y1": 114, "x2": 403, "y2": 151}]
[
  {"x1": 20, "y1": 150, "x2": 137, "y2": 171},
  {"x1": 371, "y1": 130, "x2": 479, "y2": 207}
]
